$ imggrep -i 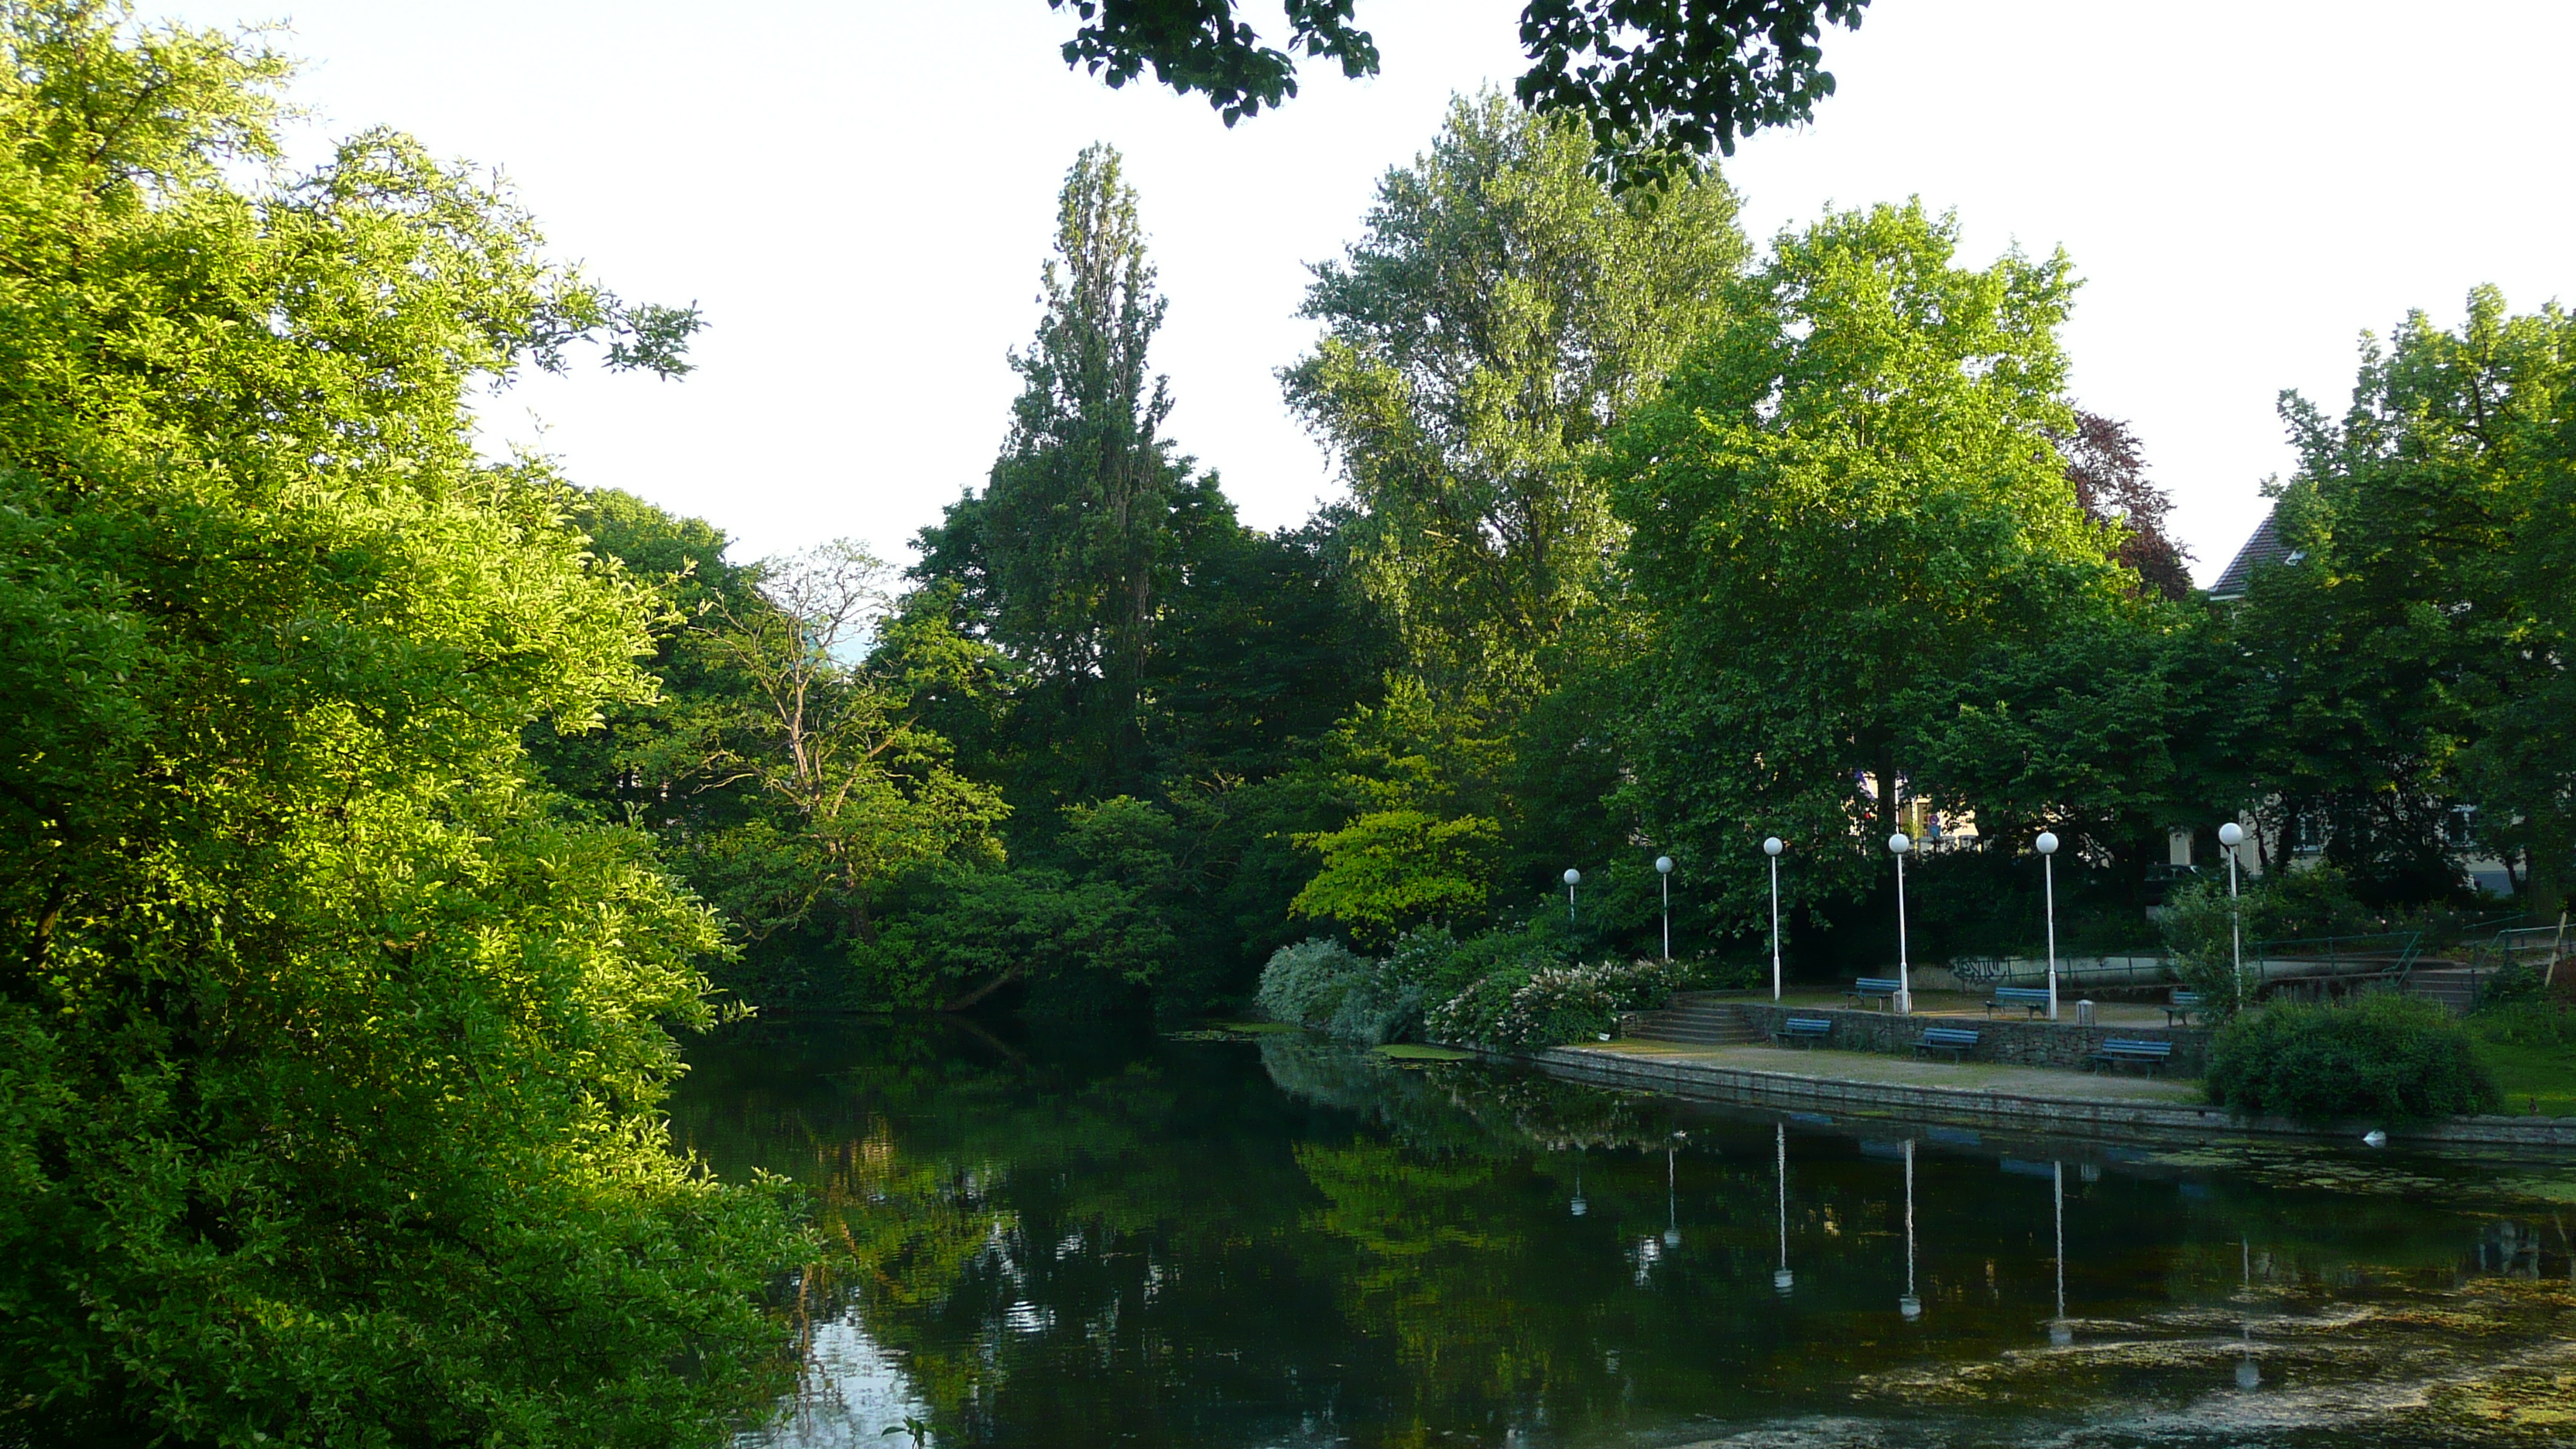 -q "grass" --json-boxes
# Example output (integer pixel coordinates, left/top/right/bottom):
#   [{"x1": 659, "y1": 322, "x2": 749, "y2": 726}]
[
  {"x1": 2473, "y1": 1038, "x2": 2576, "y2": 1118},
  {"x1": 2465, "y1": 1000, "x2": 2576, "y2": 1118}
]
